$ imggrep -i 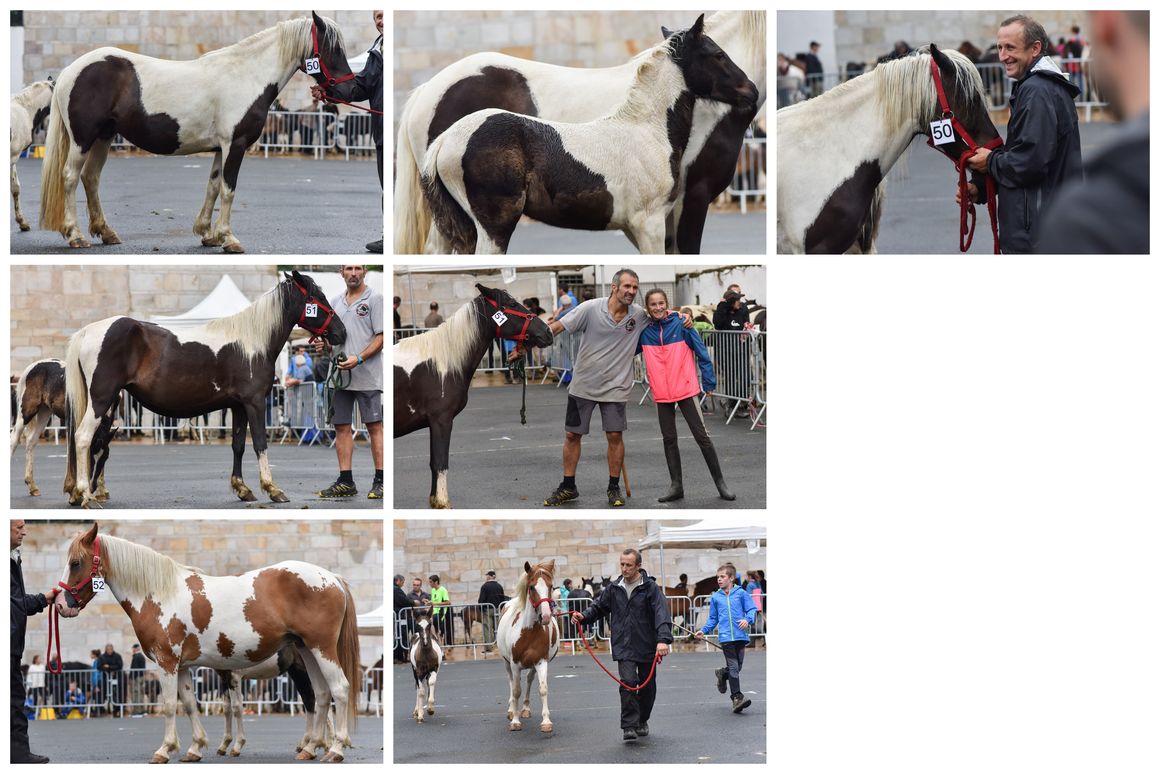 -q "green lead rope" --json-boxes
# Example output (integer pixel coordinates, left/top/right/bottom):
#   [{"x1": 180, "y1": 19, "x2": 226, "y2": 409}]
[
  {"x1": 508, "y1": 354, "x2": 527, "y2": 425},
  {"x1": 325, "y1": 351, "x2": 352, "y2": 425}
]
